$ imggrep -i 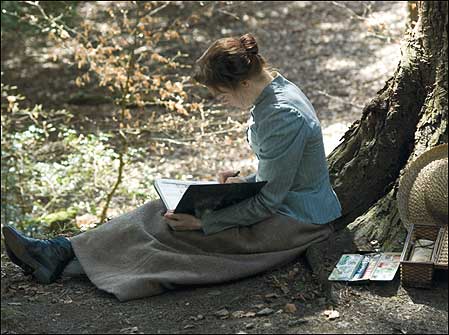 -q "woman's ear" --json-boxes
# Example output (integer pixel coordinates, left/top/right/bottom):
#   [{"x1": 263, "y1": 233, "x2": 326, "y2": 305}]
[{"x1": 241, "y1": 80, "x2": 250, "y2": 88}]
